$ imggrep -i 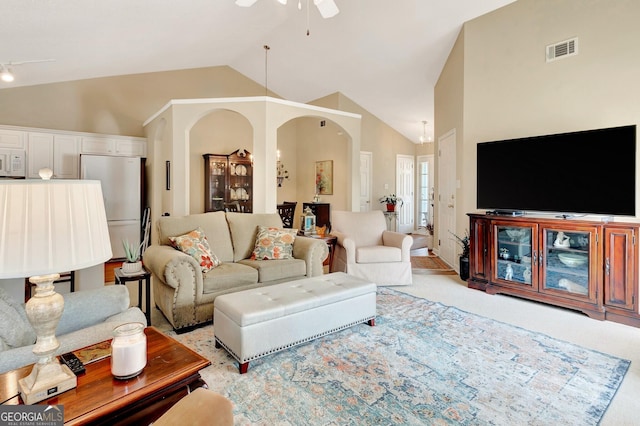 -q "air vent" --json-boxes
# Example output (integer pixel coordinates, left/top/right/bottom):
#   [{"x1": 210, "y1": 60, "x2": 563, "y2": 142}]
[{"x1": 546, "y1": 37, "x2": 578, "y2": 62}]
